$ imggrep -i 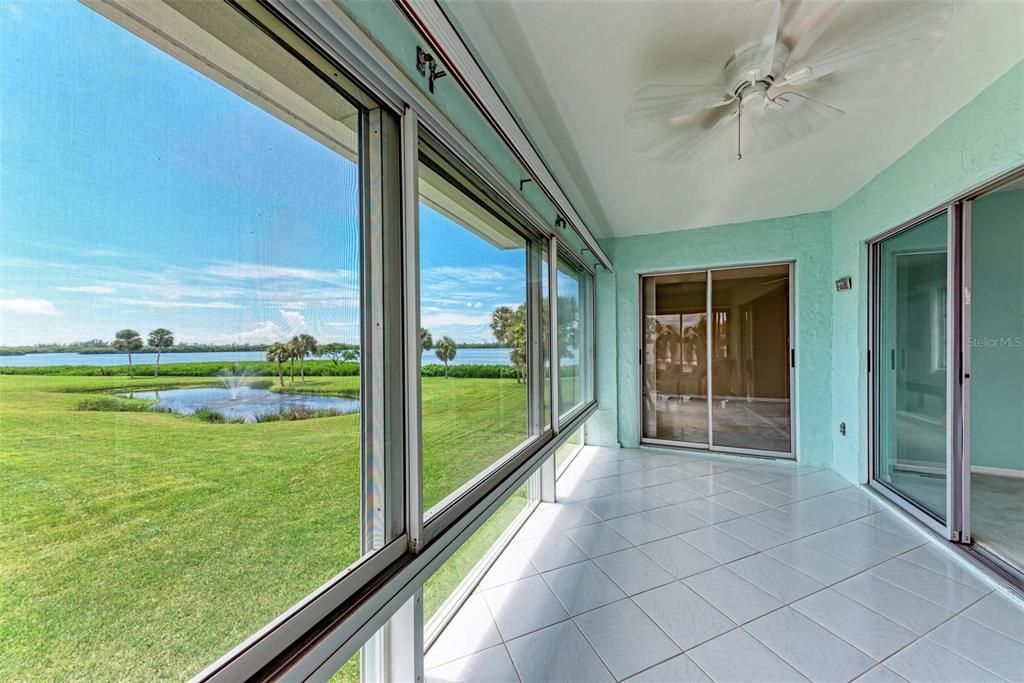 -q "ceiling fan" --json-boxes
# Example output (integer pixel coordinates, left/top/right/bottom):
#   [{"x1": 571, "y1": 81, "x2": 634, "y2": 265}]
[{"x1": 627, "y1": 0, "x2": 953, "y2": 162}]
